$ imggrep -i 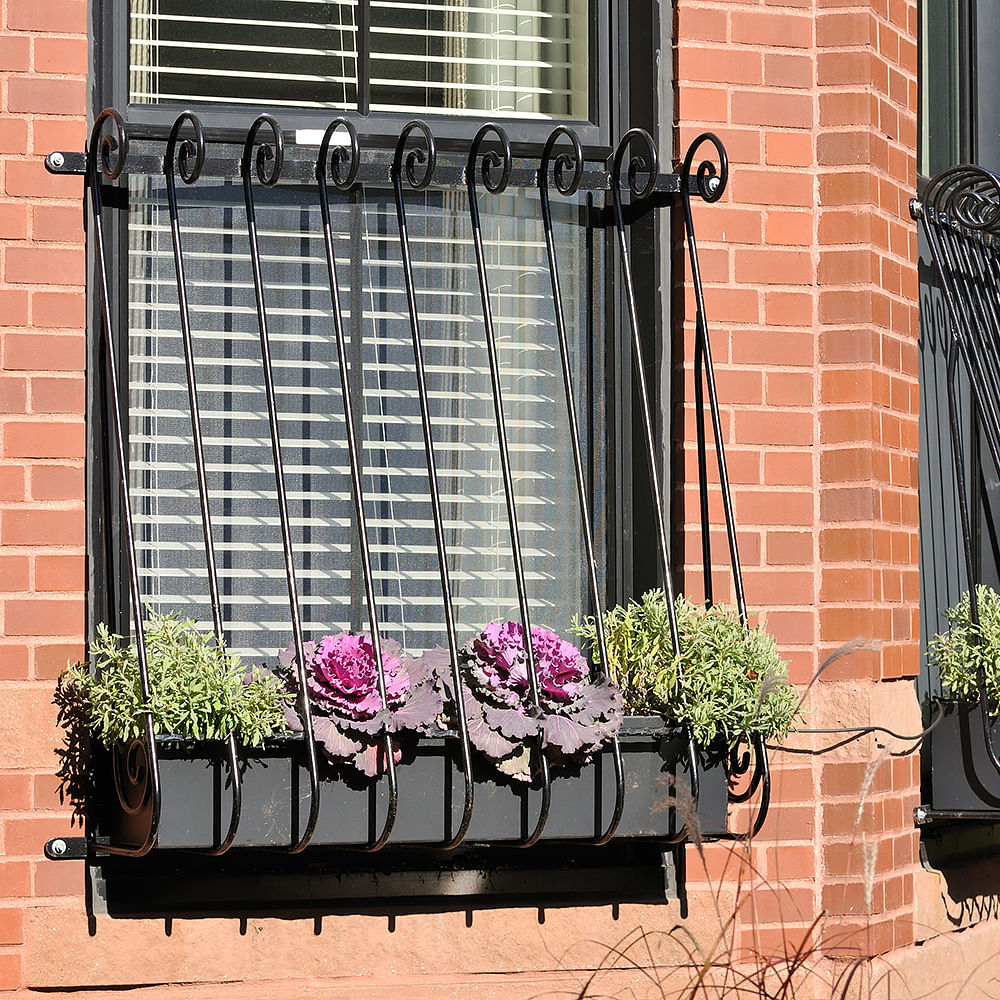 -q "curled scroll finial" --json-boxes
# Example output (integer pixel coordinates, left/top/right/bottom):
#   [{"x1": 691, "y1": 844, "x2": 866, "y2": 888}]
[
  {"x1": 392, "y1": 120, "x2": 436, "y2": 191},
  {"x1": 165, "y1": 111, "x2": 206, "y2": 185},
  {"x1": 924, "y1": 164, "x2": 1000, "y2": 235},
  {"x1": 468, "y1": 123, "x2": 512, "y2": 196},
  {"x1": 681, "y1": 132, "x2": 728, "y2": 205},
  {"x1": 540, "y1": 125, "x2": 584, "y2": 198},
  {"x1": 611, "y1": 128, "x2": 657, "y2": 200},
  {"x1": 89, "y1": 107, "x2": 128, "y2": 182},
  {"x1": 318, "y1": 118, "x2": 360, "y2": 191},
  {"x1": 242, "y1": 114, "x2": 284, "y2": 187}
]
